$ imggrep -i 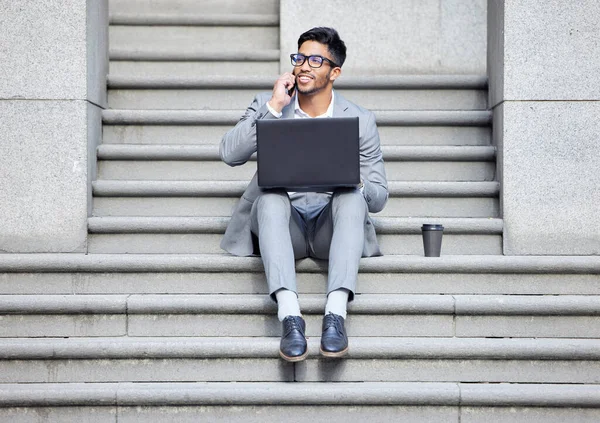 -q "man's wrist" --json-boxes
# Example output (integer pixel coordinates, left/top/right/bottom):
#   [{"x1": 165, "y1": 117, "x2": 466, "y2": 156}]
[{"x1": 266, "y1": 100, "x2": 283, "y2": 118}]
